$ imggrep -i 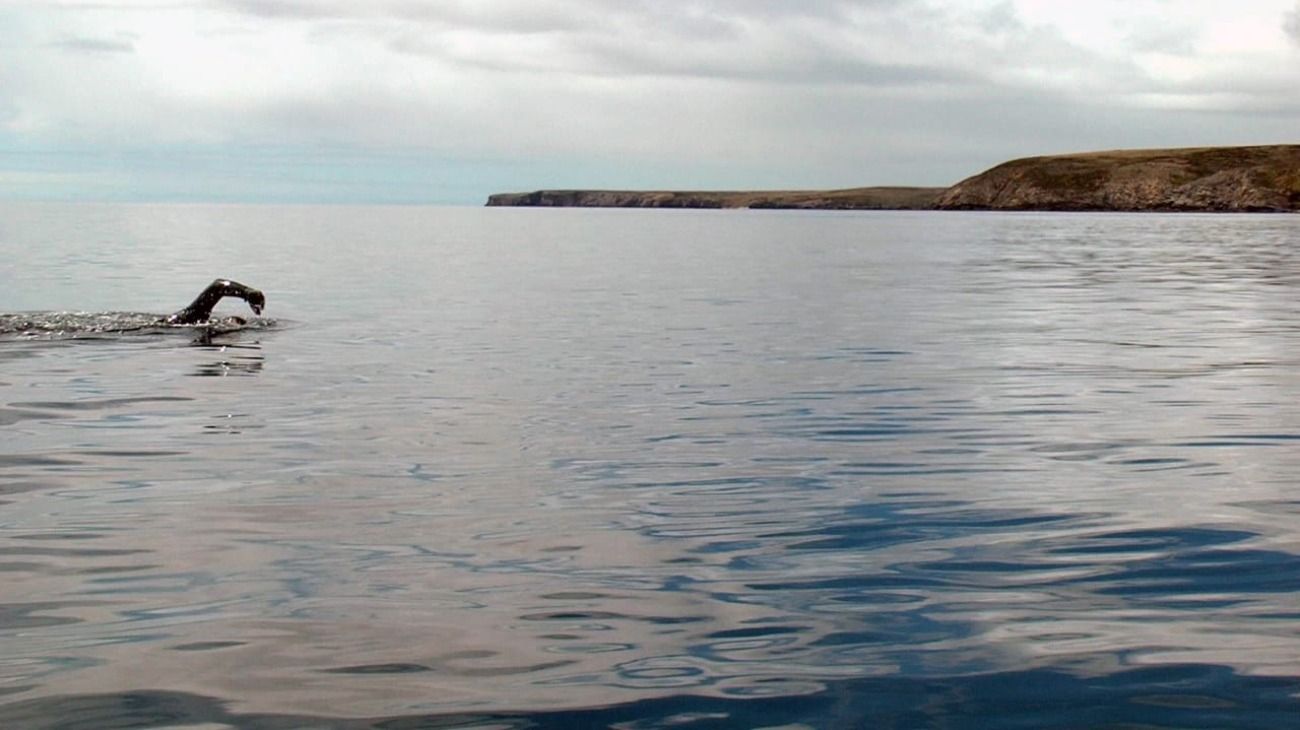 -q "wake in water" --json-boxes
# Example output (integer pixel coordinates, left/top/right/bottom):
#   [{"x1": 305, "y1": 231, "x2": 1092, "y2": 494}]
[
  {"x1": 0, "y1": 278, "x2": 271, "y2": 341},
  {"x1": 0, "y1": 312, "x2": 276, "y2": 340}
]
